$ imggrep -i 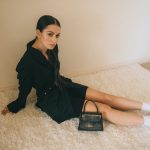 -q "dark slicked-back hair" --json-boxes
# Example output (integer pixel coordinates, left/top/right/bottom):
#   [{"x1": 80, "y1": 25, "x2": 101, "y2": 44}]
[{"x1": 36, "y1": 15, "x2": 61, "y2": 31}]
